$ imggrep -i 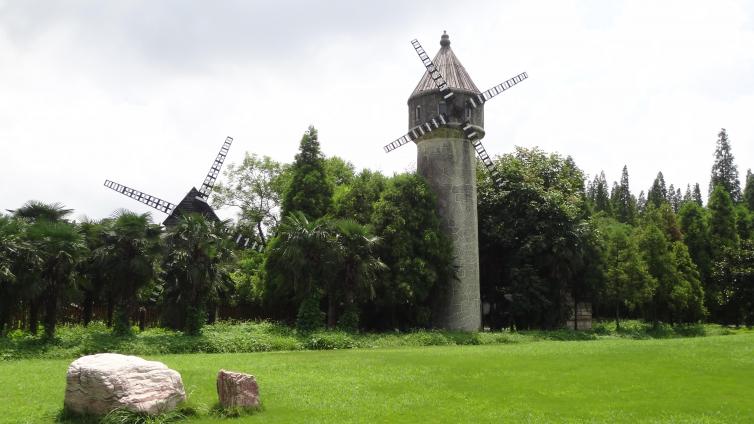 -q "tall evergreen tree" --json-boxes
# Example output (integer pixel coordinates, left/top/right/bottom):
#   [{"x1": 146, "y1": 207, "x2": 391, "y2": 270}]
[
  {"x1": 708, "y1": 185, "x2": 739, "y2": 259},
  {"x1": 709, "y1": 128, "x2": 741, "y2": 202},
  {"x1": 692, "y1": 183, "x2": 703, "y2": 207},
  {"x1": 743, "y1": 169, "x2": 754, "y2": 211},
  {"x1": 647, "y1": 172, "x2": 668, "y2": 208},
  {"x1": 679, "y1": 201, "x2": 712, "y2": 286},
  {"x1": 589, "y1": 171, "x2": 611, "y2": 214},
  {"x1": 613, "y1": 166, "x2": 635, "y2": 224},
  {"x1": 683, "y1": 184, "x2": 693, "y2": 204},
  {"x1": 637, "y1": 190, "x2": 647, "y2": 214},
  {"x1": 282, "y1": 126, "x2": 333, "y2": 220}
]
